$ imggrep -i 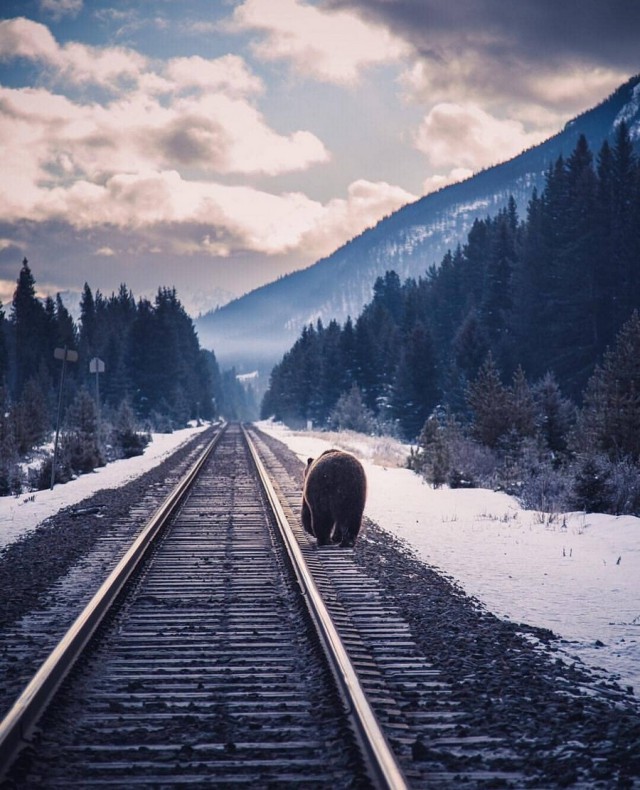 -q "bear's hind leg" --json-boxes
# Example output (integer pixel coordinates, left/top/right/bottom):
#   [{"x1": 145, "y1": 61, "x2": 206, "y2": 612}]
[
  {"x1": 314, "y1": 512, "x2": 334, "y2": 546},
  {"x1": 301, "y1": 499, "x2": 314, "y2": 536},
  {"x1": 338, "y1": 519, "x2": 361, "y2": 548}
]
